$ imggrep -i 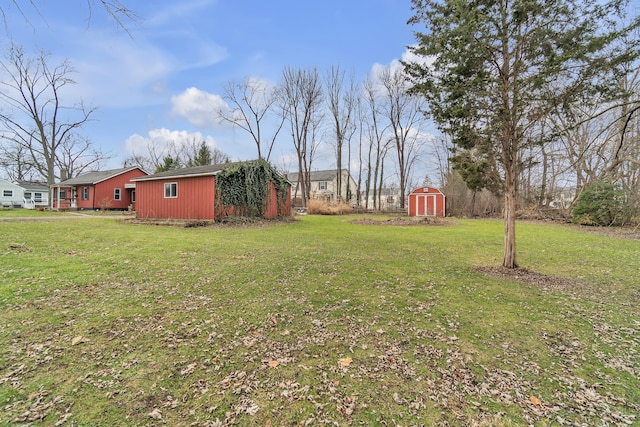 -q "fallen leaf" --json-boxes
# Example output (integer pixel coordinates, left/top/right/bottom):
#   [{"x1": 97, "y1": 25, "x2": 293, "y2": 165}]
[
  {"x1": 530, "y1": 395, "x2": 542, "y2": 408},
  {"x1": 339, "y1": 357, "x2": 353, "y2": 367},
  {"x1": 180, "y1": 362, "x2": 197, "y2": 375},
  {"x1": 71, "y1": 336, "x2": 88, "y2": 346},
  {"x1": 280, "y1": 329, "x2": 290, "y2": 336},
  {"x1": 148, "y1": 408, "x2": 162, "y2": 419},
  {"x1": 267, "y1": 360, "x2": 280, "y2": 368}
]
